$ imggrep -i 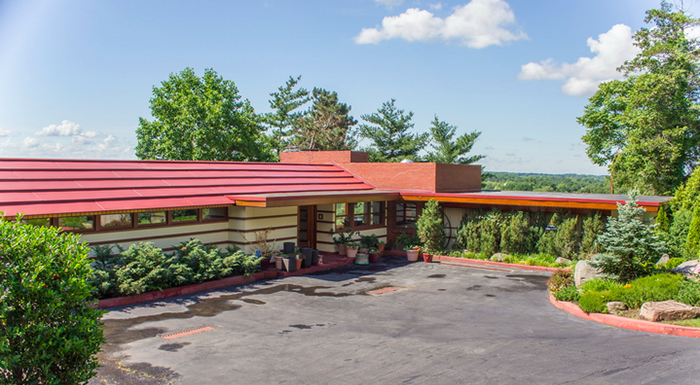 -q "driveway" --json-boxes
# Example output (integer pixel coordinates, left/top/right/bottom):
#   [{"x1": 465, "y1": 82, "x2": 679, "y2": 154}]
[{"x1": 93, "y1": 256, "x2": 700, "y2": 384}]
